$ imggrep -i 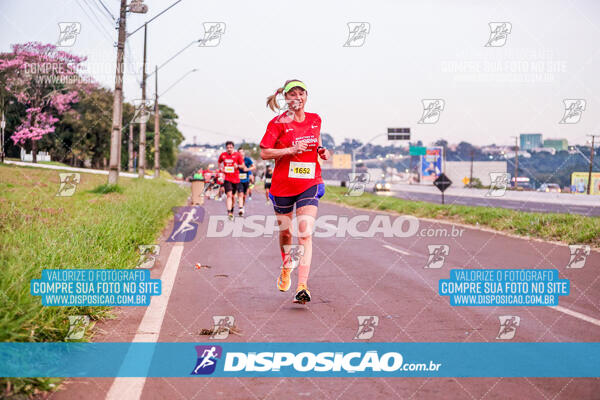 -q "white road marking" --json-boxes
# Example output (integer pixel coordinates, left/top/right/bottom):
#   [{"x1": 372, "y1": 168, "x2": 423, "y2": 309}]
[
  {"x1": 383, "y1": 244, "x2": 411, "y2": 256},
  {"x1": 382, "y1": 243, "x2": 600, "y2": 327},
  {"x1": 547, "y1": 305, "x2": 600, "y2": 327},
  {"x1": 105, "y1": 243, "x2": 184, "y2": 400}
]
